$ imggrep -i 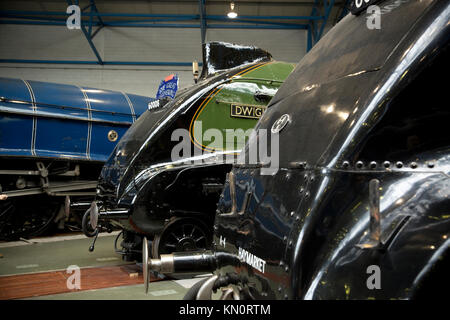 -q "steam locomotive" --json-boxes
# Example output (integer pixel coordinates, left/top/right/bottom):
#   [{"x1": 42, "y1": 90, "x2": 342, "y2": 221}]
[
  {"x1": 87, "y1": 42, "x2": 295, "y2": 260},
  {"x1": 0, "y1": 78, "x2": 152, "y2": 240},
  {"x1": 142, "y1": 0, "x2": 450, "y2": 299}
]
